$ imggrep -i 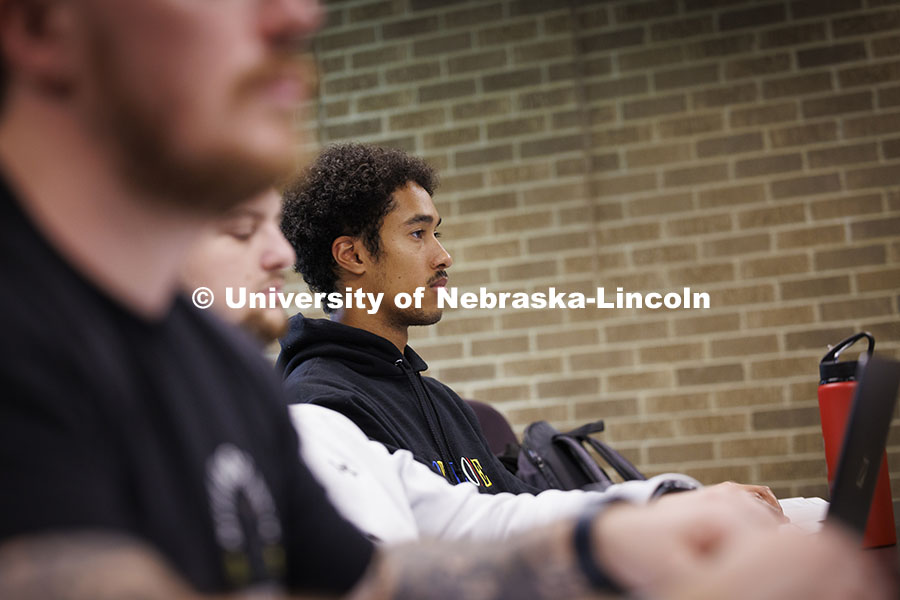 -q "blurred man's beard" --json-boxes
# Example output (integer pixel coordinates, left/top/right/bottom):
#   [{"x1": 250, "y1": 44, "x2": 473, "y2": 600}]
[
  {"x1": 240, "y1": 308, "x2": 289, "y2": 345},
  {"x1": 388, "y1": 307, "x2": 443, "y2": 330},
  {"x1": 86, "y1": 31, "x2": 296, "y2": 213}
]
